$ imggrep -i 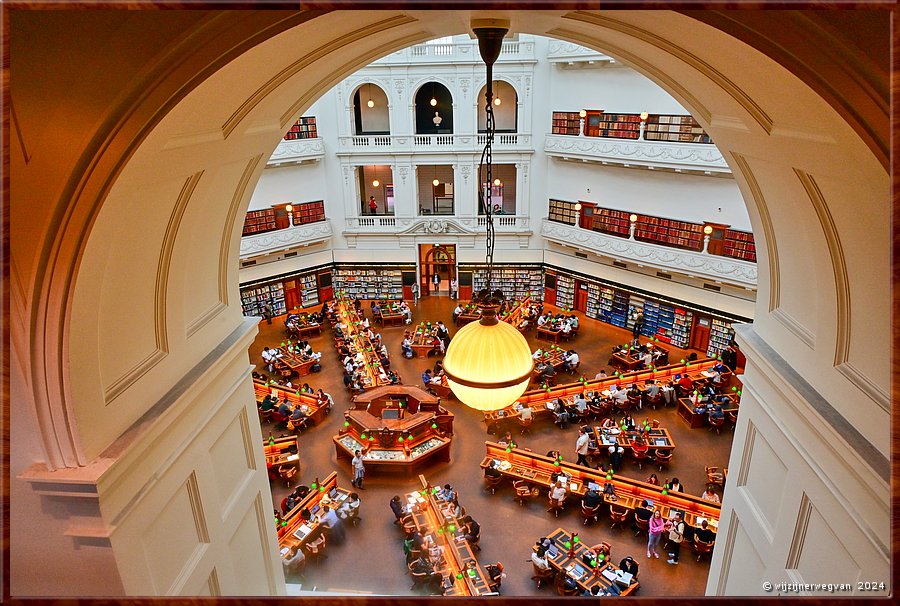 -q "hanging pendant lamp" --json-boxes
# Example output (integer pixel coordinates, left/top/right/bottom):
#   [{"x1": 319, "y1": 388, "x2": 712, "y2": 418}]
[{"x1": 443, "y1": 20, "x2": 532, "y2": 412}]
